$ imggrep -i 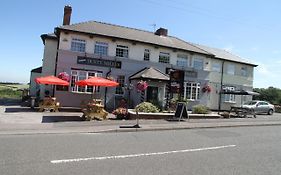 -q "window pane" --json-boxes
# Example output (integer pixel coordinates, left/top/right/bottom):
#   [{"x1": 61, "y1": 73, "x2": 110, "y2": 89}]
[
  {"x1": 194, "y1": 58, "x2": 203, "y2": 70},
  {"x1": 144, "y1": 49, "x2": 150, "y2": 61},
  {"x1": 212, "y1": 62, "x2": 221, "y2": 72},
  {"x1": 177, "y1": 54, "x2": 188, "y2": 67},
  {"x1": 227, "y1": 64, "x2": 235, "y2": 75},
  {"x1": 94, "y1": 42, "x2": 108, "y2": 56},
  {"x1": 116, "y1": 45, "x2": 128, "y2": 58},
  {"x1": 159, "y1": 52, "x2": 170, "y2": 63},
  {"x1": 241, "y1": 67, "x2": 248, "y2": 76},
  {"x1": 71, "y1": 38, "x2": 86, "y2": 52},
  {"x1": 115, "y1": 75, "x2": 125, "y2": 94},
  {"x1": 184, "y1": 82, "x2": 200, "y2": 100}
]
